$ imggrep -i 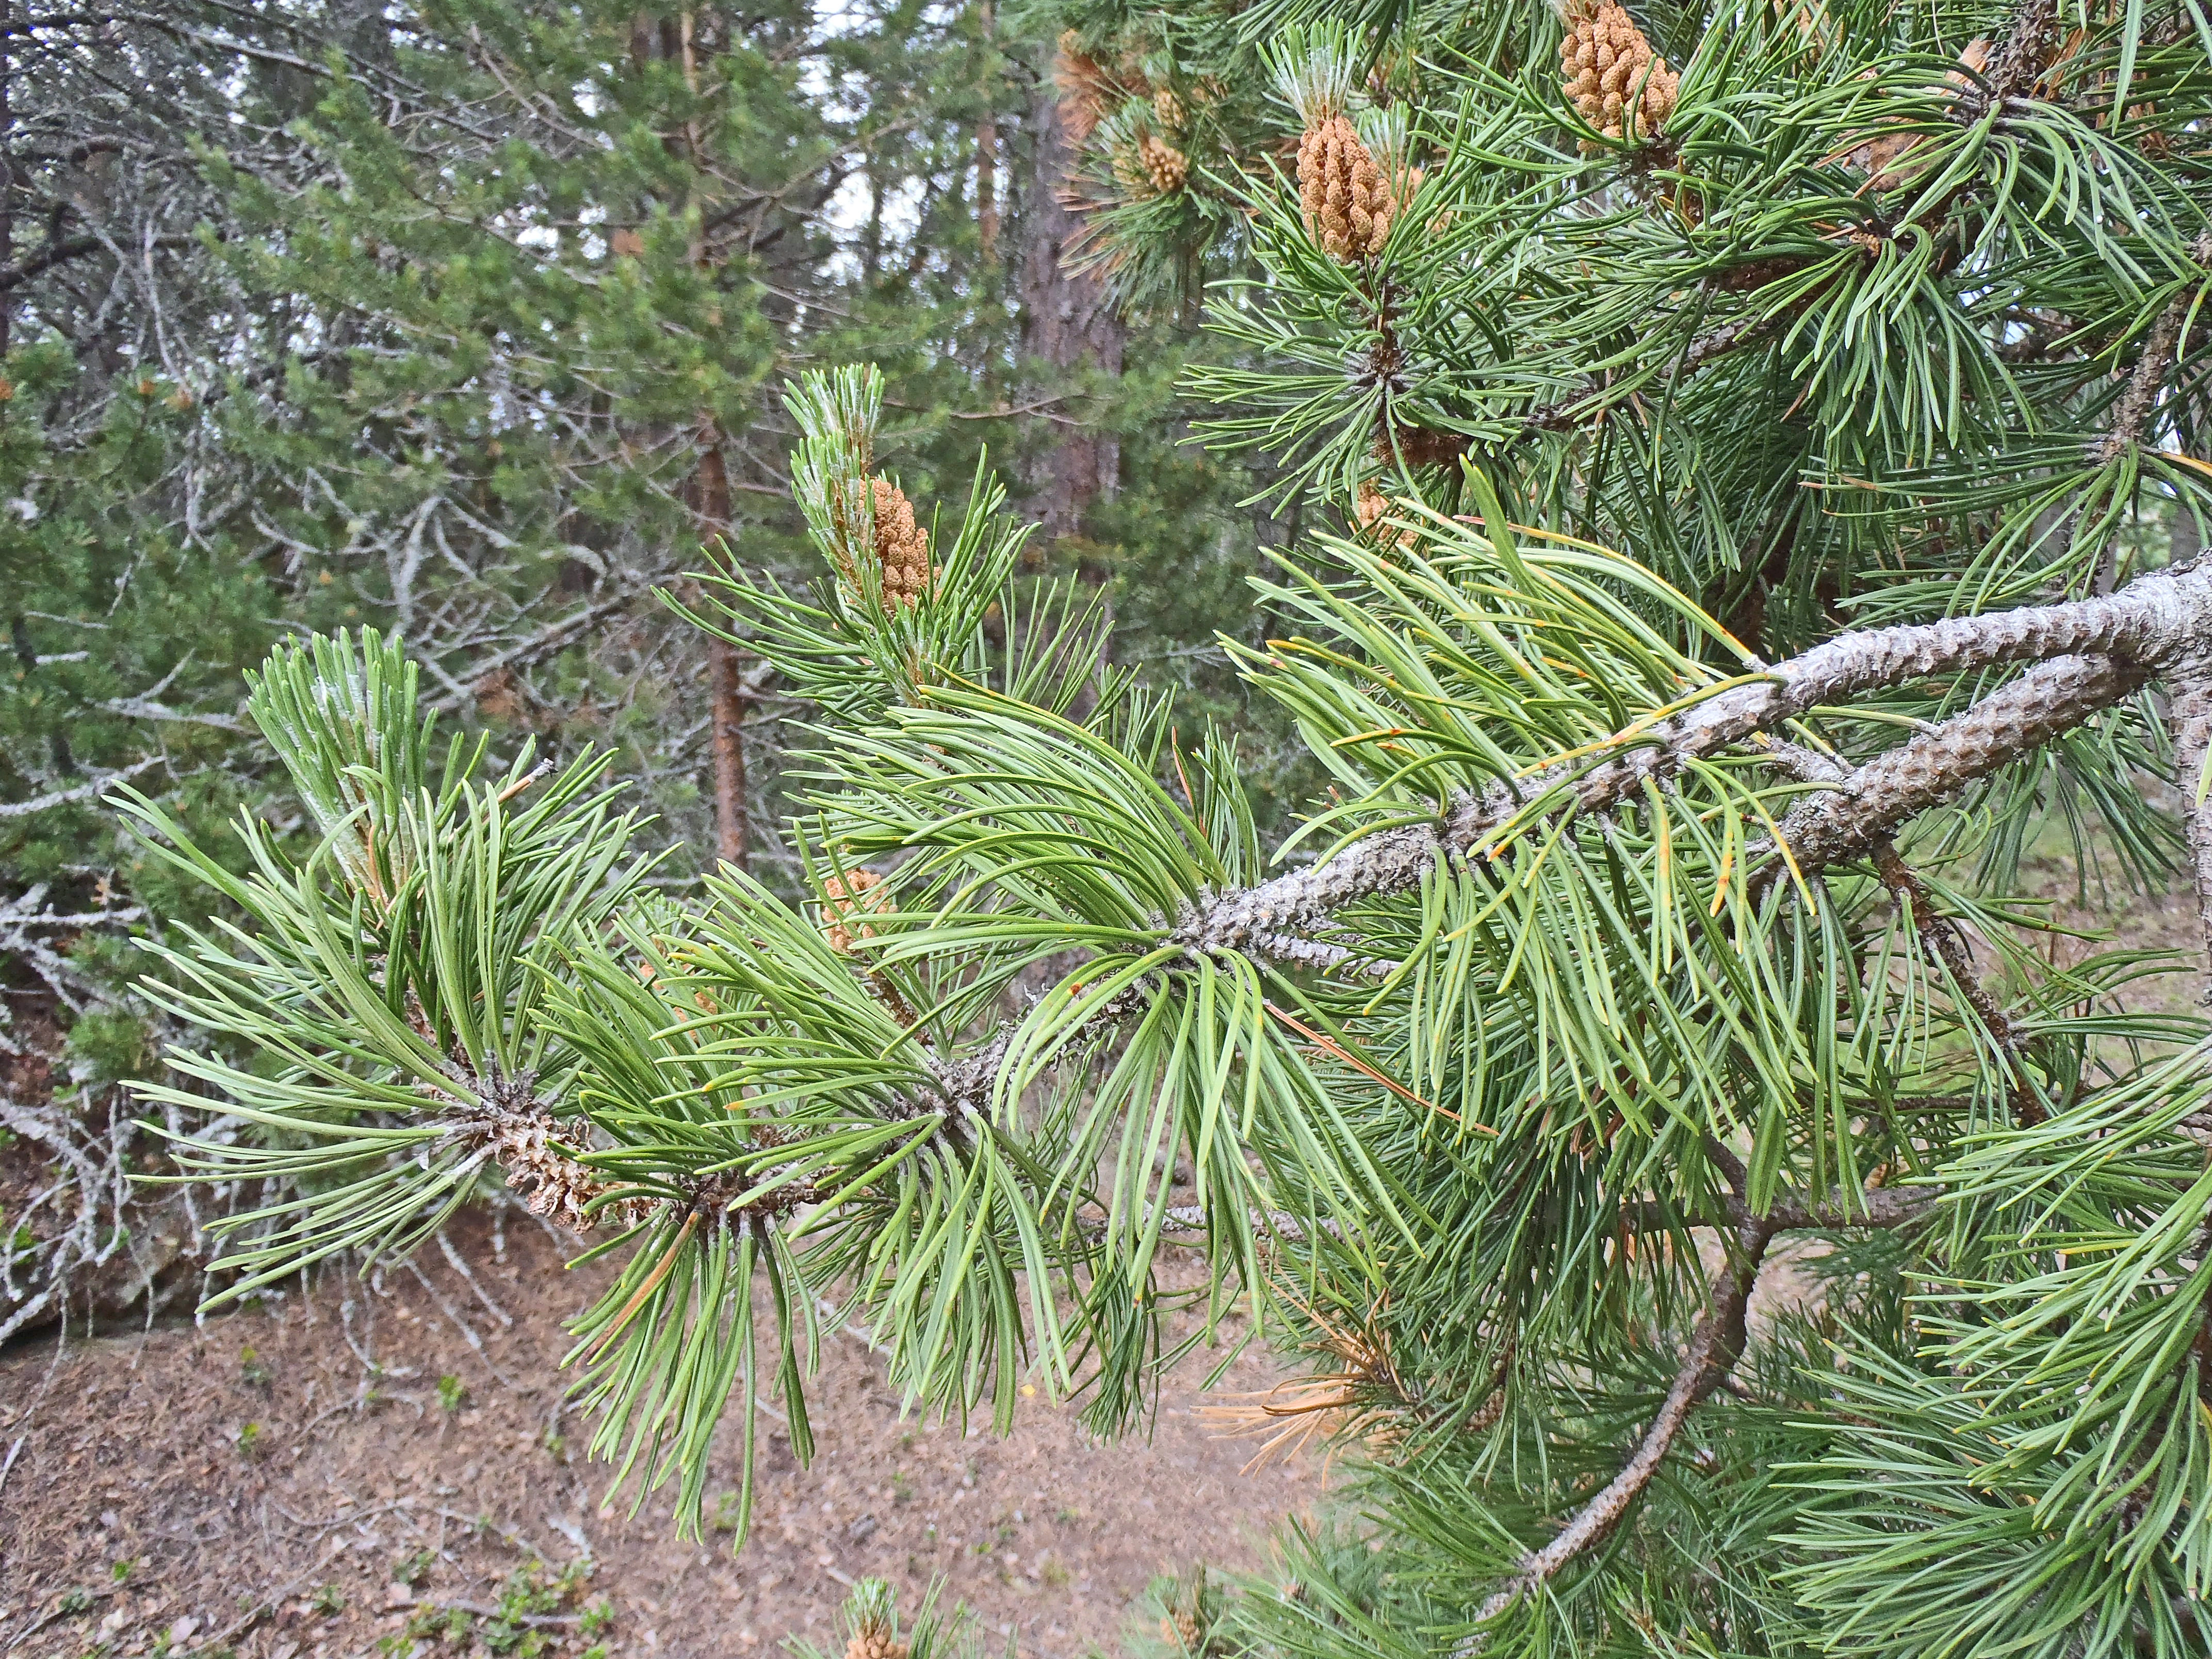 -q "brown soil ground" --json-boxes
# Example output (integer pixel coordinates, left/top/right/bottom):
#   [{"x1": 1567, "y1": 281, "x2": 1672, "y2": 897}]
[{"x1": 0, "y1": 1212, "x2": 1323, "y2": 1659}]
